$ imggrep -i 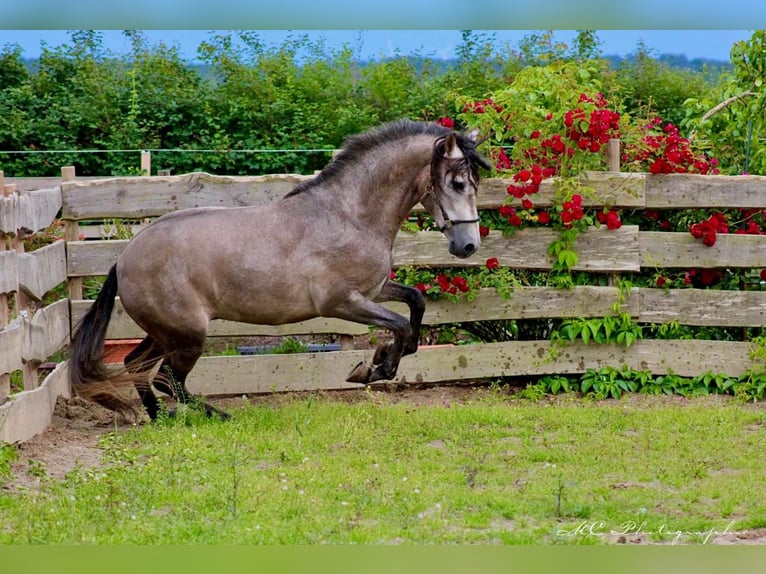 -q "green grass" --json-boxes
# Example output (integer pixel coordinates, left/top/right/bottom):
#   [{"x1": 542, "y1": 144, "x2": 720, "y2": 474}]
[{"x1": 1, "y1": 392, "x2": 765, "y2": 544}]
